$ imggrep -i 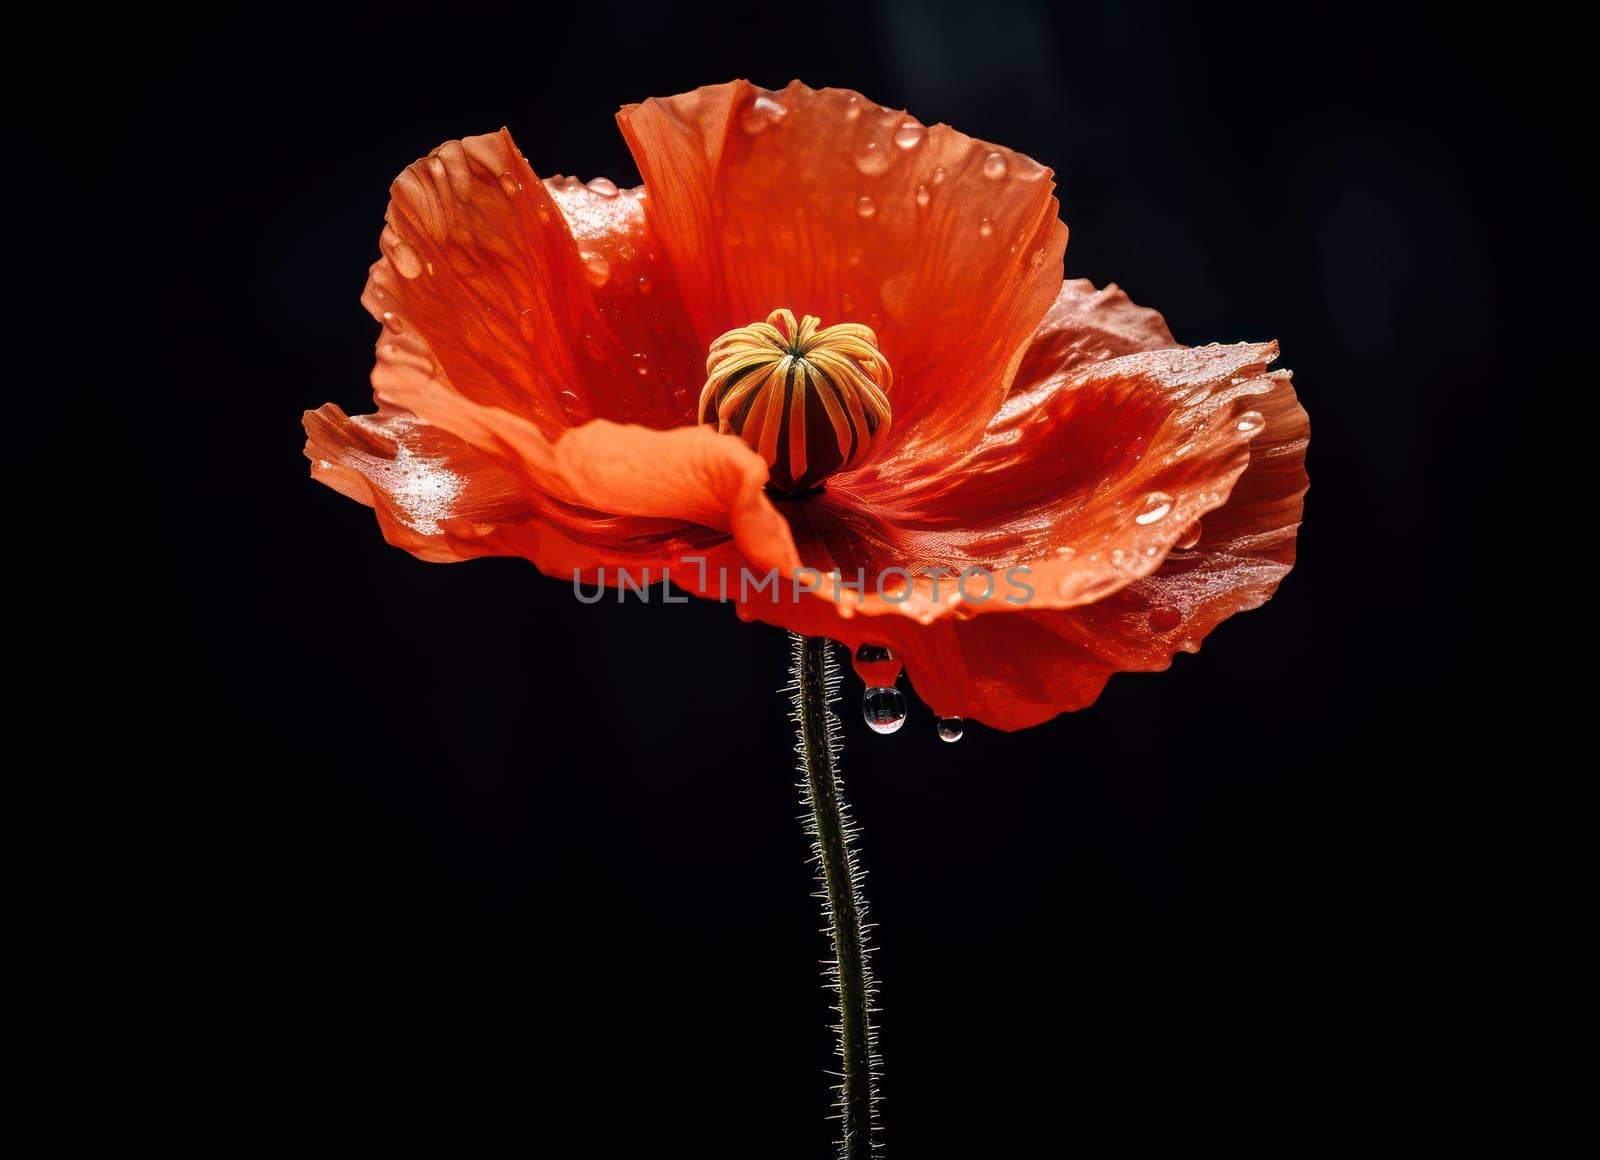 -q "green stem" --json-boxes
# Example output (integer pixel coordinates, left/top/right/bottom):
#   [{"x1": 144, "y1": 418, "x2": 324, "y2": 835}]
[{"x1": 791, "y1": 633, "x2": 878, "y2": 1158}]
